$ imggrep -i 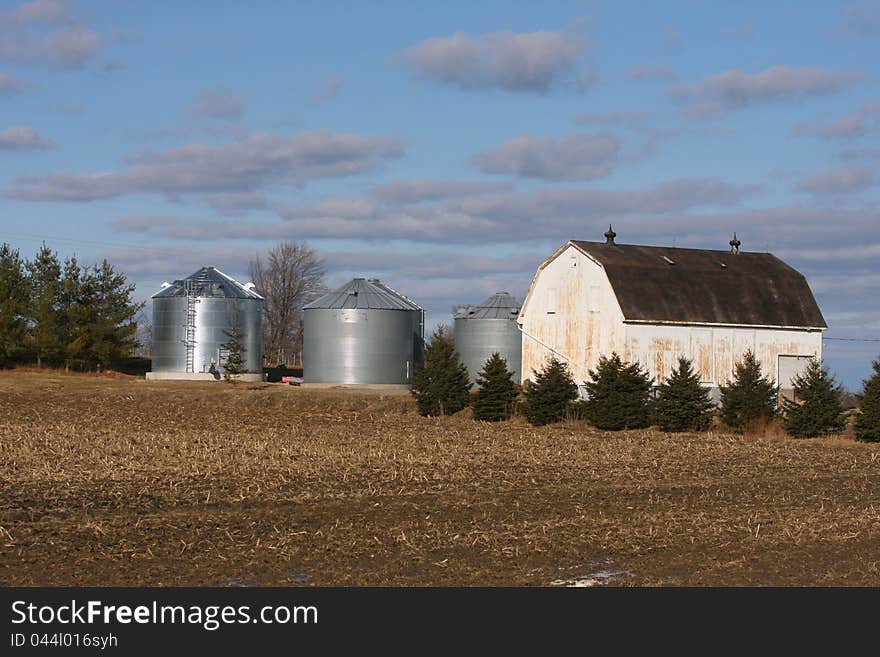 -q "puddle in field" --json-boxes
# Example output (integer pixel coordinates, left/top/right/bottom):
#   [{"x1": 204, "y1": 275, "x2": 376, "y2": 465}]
[
  {"x1": 226, "y1": 576, "x2": 249, "y2": 587},
  {"x1": 286, "y1": 570, "x2": 309, "y2": 584},
  {"x1": 558, "y1": 557, "x2": 613, "y2": 572},
  {"x1": 550, "y1": 568, "x2": 631, "y2": 587}
]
